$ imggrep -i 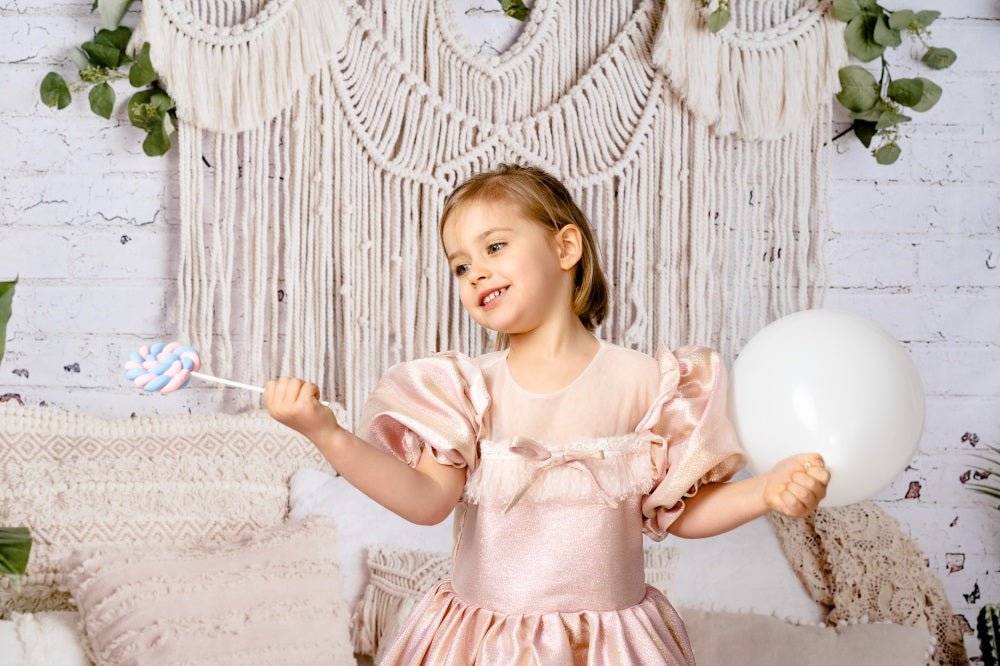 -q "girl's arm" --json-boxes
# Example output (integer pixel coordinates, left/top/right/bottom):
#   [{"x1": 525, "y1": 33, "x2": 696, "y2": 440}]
[
  {"x1": 666, "y1": 453, "x2": 830, "y2": 539},
  {"x1": 265, "y1": 377, "x2": 466, "y2": 526}
]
